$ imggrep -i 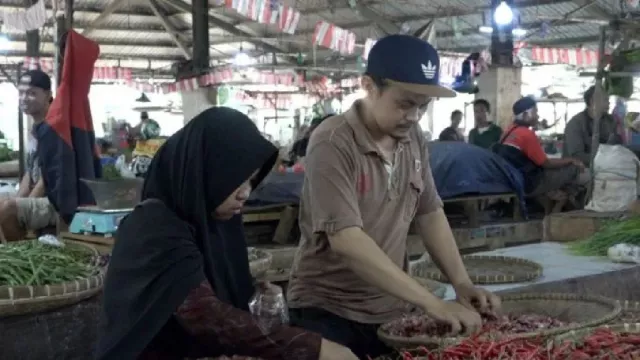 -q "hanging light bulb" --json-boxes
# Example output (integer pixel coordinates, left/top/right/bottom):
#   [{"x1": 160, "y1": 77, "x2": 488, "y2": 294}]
[{"x1": 493, "y1": 1, "x2": 514, "y2": 26}]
